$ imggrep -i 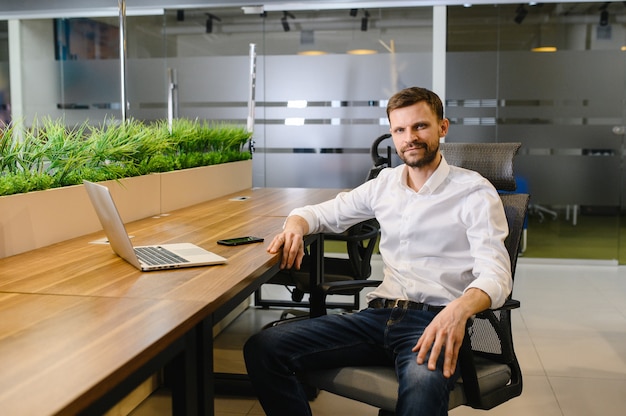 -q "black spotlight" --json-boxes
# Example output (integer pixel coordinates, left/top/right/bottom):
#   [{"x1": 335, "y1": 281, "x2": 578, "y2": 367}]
[
  {"x1": 349, "y1": 9, "x2": 358, "y2": 17},
  {"x1": 600, "y1": 9, "x2": 609, "y2": 26},
  {"x1": 176, "y1": 10, "x2": 184, "y2": 22},
  {"x1": 361, "y1": 10, "x2": 370, "y2": 31},
  {"x1": 205, "y1": 13, "x2": 221, "y2": 34},
  {"x1": 281, "y1": 11, "x2": 295, "y2": 32},
  {"x1": 514, "y1": 4, "x2": 528, "y2": 24}
]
